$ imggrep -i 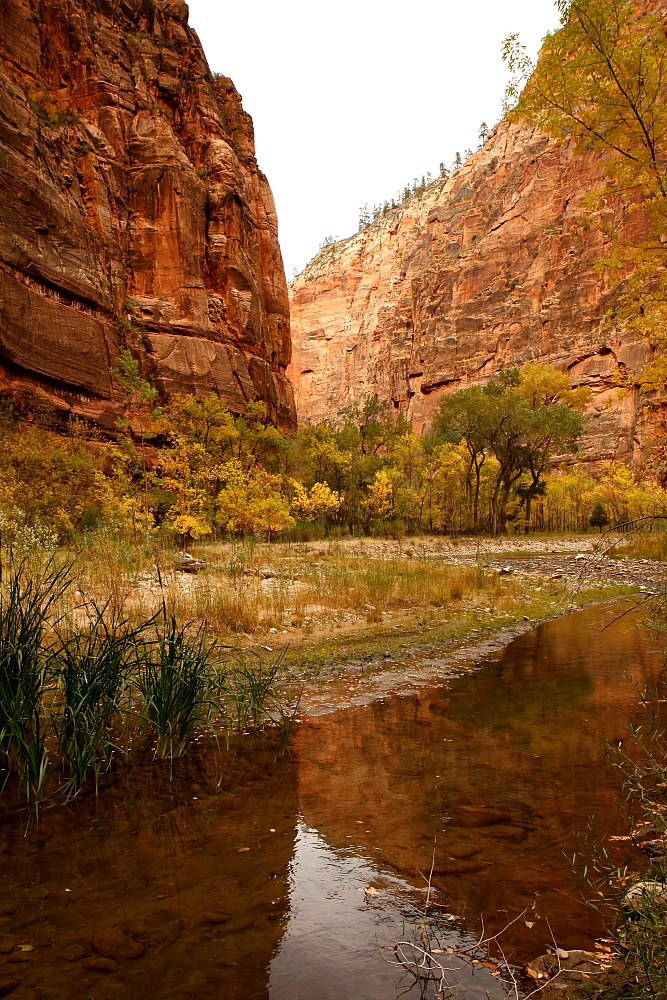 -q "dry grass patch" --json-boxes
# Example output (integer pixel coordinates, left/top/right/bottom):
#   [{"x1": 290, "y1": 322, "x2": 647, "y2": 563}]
[{"x1": 45, "y1": 536, "x2": 562, "y2": 643}]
